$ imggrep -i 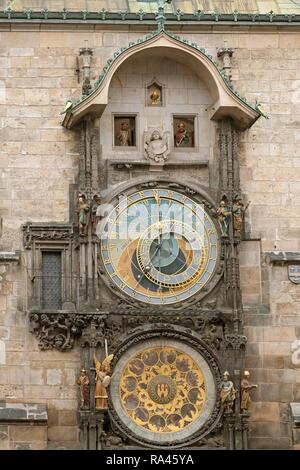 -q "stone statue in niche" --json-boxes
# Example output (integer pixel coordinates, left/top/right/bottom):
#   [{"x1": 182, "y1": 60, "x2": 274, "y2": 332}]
[
  {"x1": 91, "y1": 194, "x2": 101, "y2": 235},
  {"x1": 240, "y1": 370, "x2": 257, "y2": 412},
  {"x1": 150, "y1": 89, "x2": 161, "y2": 105},
  {"x1": 94, "y1": 353, "x2": 114, "y2": 410},
  {"x1": 77, "y1": 194, "x2": 89, "y2": 236},
  {"x1": 147, "y1": 81, "x2": 163, "y2": 107},
  {"x1": 220, "y1": 371, "x2": 236, "y2": 413},
  {"x1": 77, "y1": 368, "x2": 90, "y2": 409},
  {"x1": 173, "y1": 117, "x2": 194, "y2": 148},
  {"x1": 217, "y1": 199, "x2": 231, "y2": 237},
  {"x1": 232, "y1": 194, "x2": 250, "y2": 235},
  {"x1": 144, "y1": 129, "x2": 170, "y2": 164}
]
